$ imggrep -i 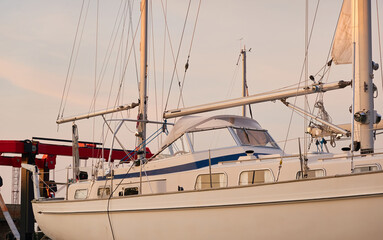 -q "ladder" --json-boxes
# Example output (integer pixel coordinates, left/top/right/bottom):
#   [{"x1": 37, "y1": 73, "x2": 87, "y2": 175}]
[{"x1": 11, "y1": 167, "x2": 20, "y2": 204}]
